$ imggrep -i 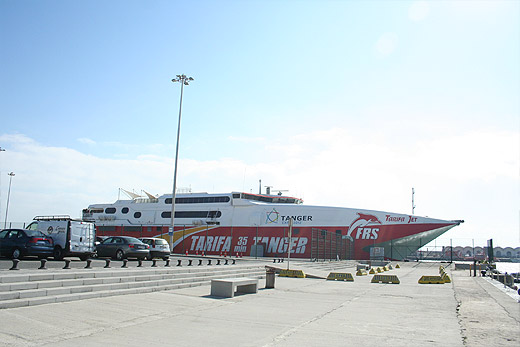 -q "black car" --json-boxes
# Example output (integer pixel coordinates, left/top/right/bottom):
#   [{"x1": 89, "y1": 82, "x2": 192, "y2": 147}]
[
  {"x1": 0, "y1": 228, "x2": 54, "y2": 259},
  {"x1": 95, "y1": 236, "x2": 150, "y2": 260}
]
